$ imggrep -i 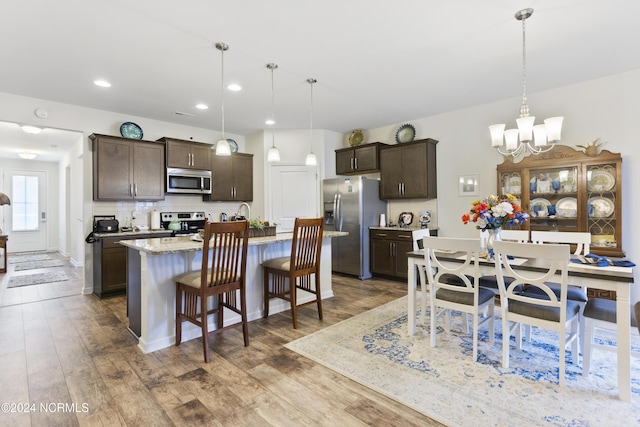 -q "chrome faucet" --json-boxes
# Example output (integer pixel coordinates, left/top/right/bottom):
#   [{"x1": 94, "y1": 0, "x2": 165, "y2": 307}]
[{"x1": 237, "y1": 202, "x2": 251, "y2": 221}]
